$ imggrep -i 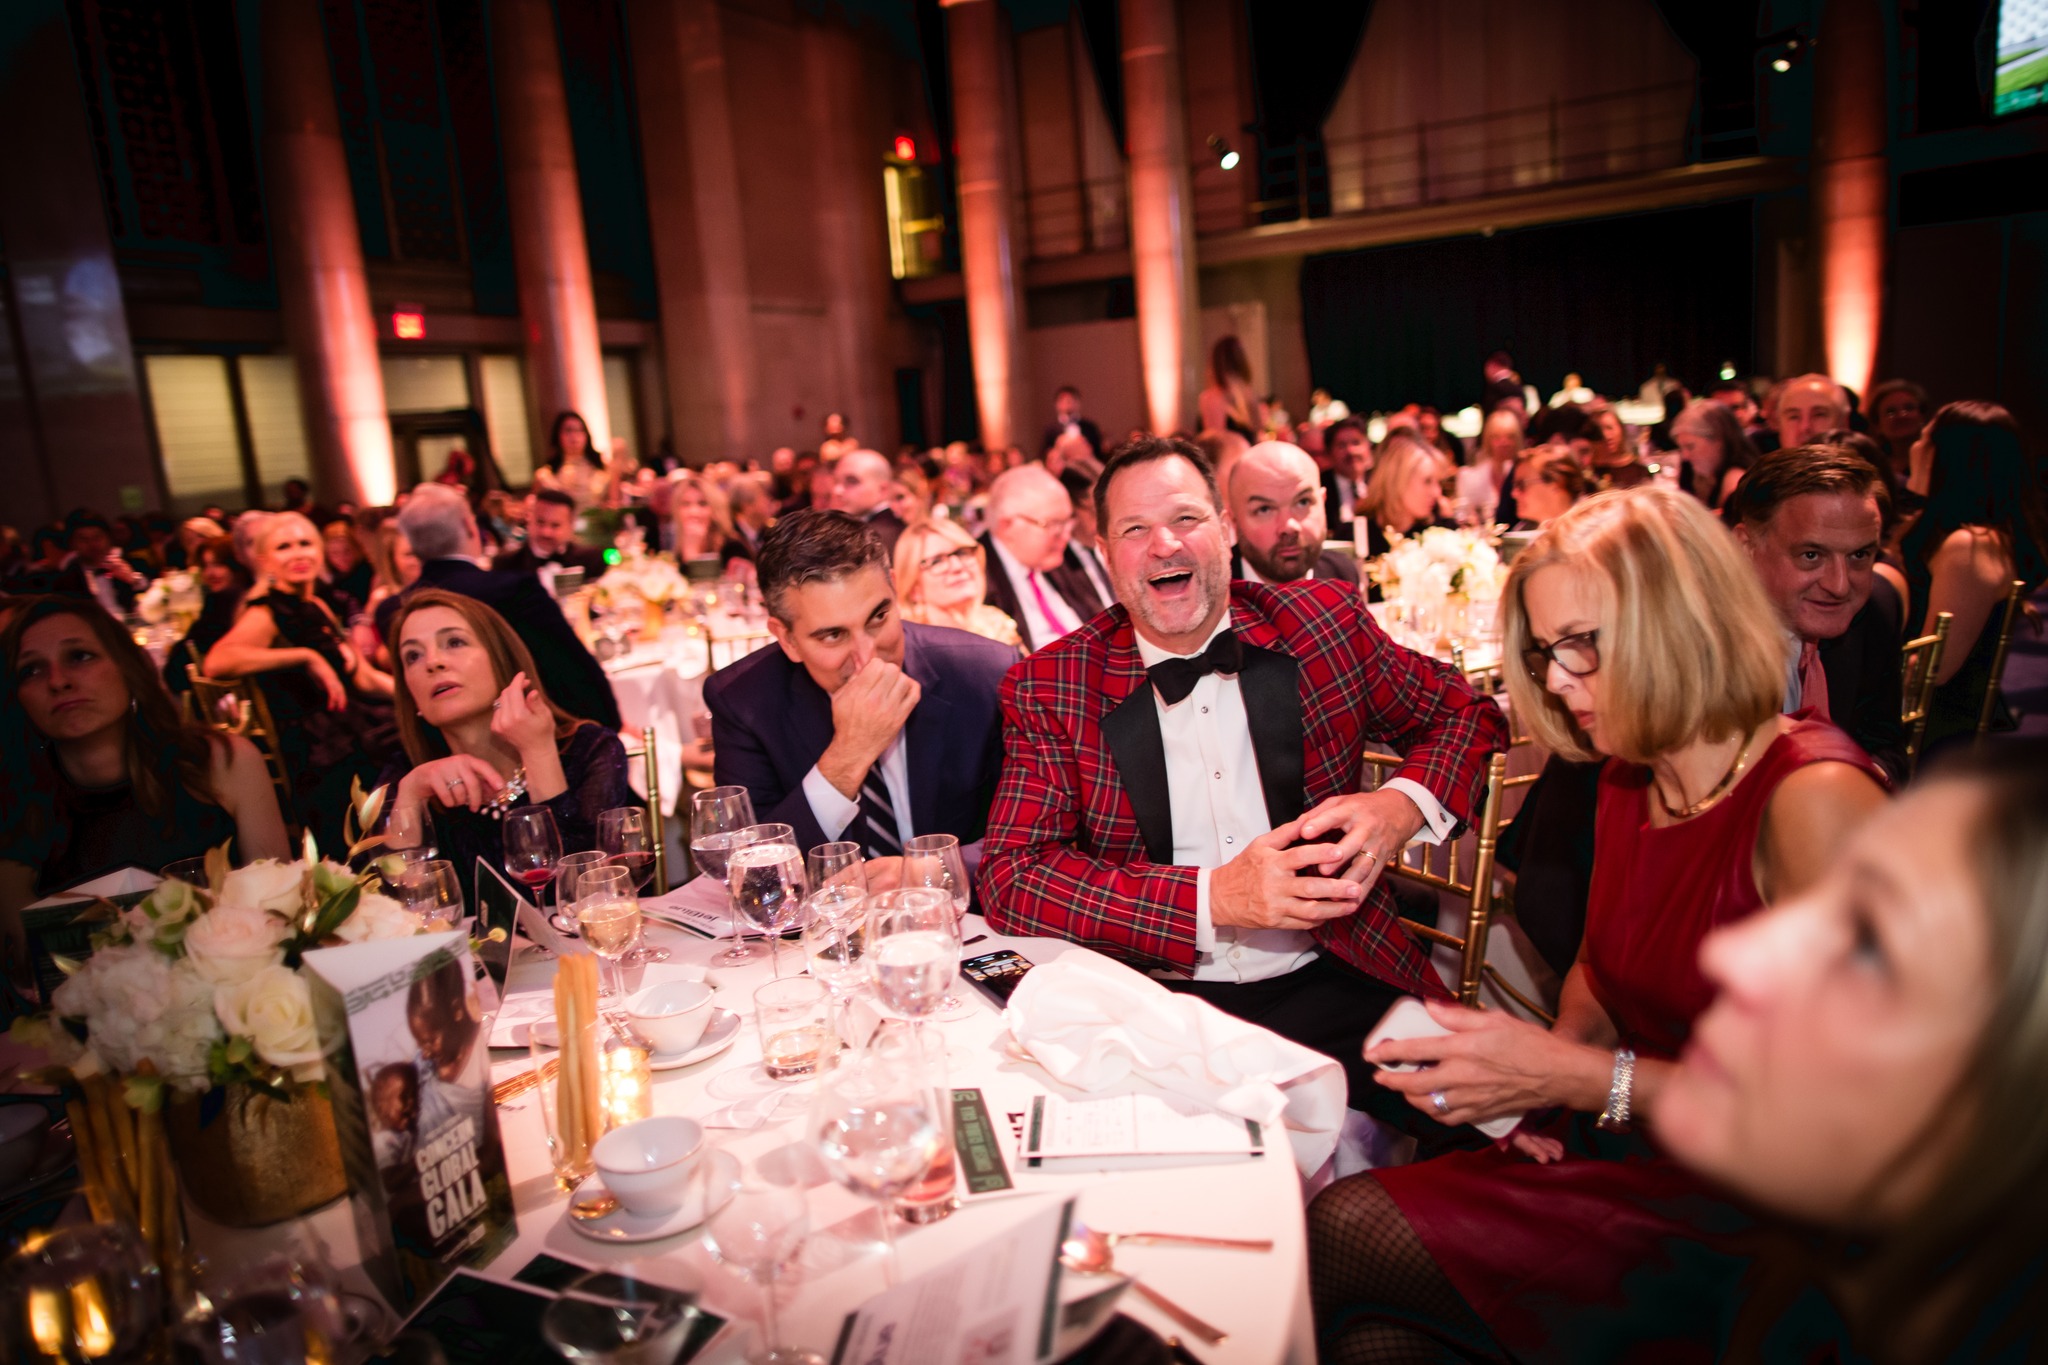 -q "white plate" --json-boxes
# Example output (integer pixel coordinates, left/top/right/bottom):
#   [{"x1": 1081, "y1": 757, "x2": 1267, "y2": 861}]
[
  {"x1": 648, "y1": 1008, "x2": 741, "y2": 1071},
  {"x1": 567, "y1": 1148, "x2": 739, "y2": 1244}
]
